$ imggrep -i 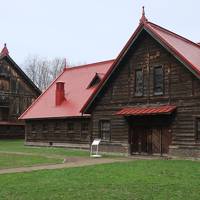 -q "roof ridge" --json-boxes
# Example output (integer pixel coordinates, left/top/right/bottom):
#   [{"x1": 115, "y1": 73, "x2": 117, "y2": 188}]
[
  {"x1": 147, "y1": 21, "x2": 200, "y2": 49},
  {"x1": 67, "y1": 59, "x2": 115, "y2": 71}
]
